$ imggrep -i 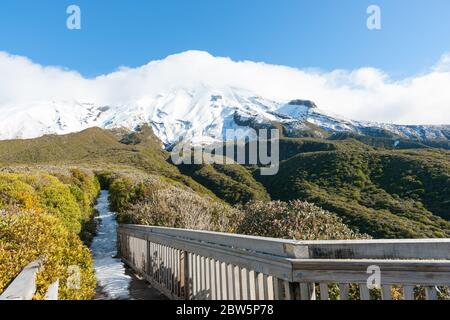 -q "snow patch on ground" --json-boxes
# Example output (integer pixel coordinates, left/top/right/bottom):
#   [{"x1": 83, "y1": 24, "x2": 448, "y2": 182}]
[{"x1": 91, "y1": 190, "x2": 131, "y2": 300}]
